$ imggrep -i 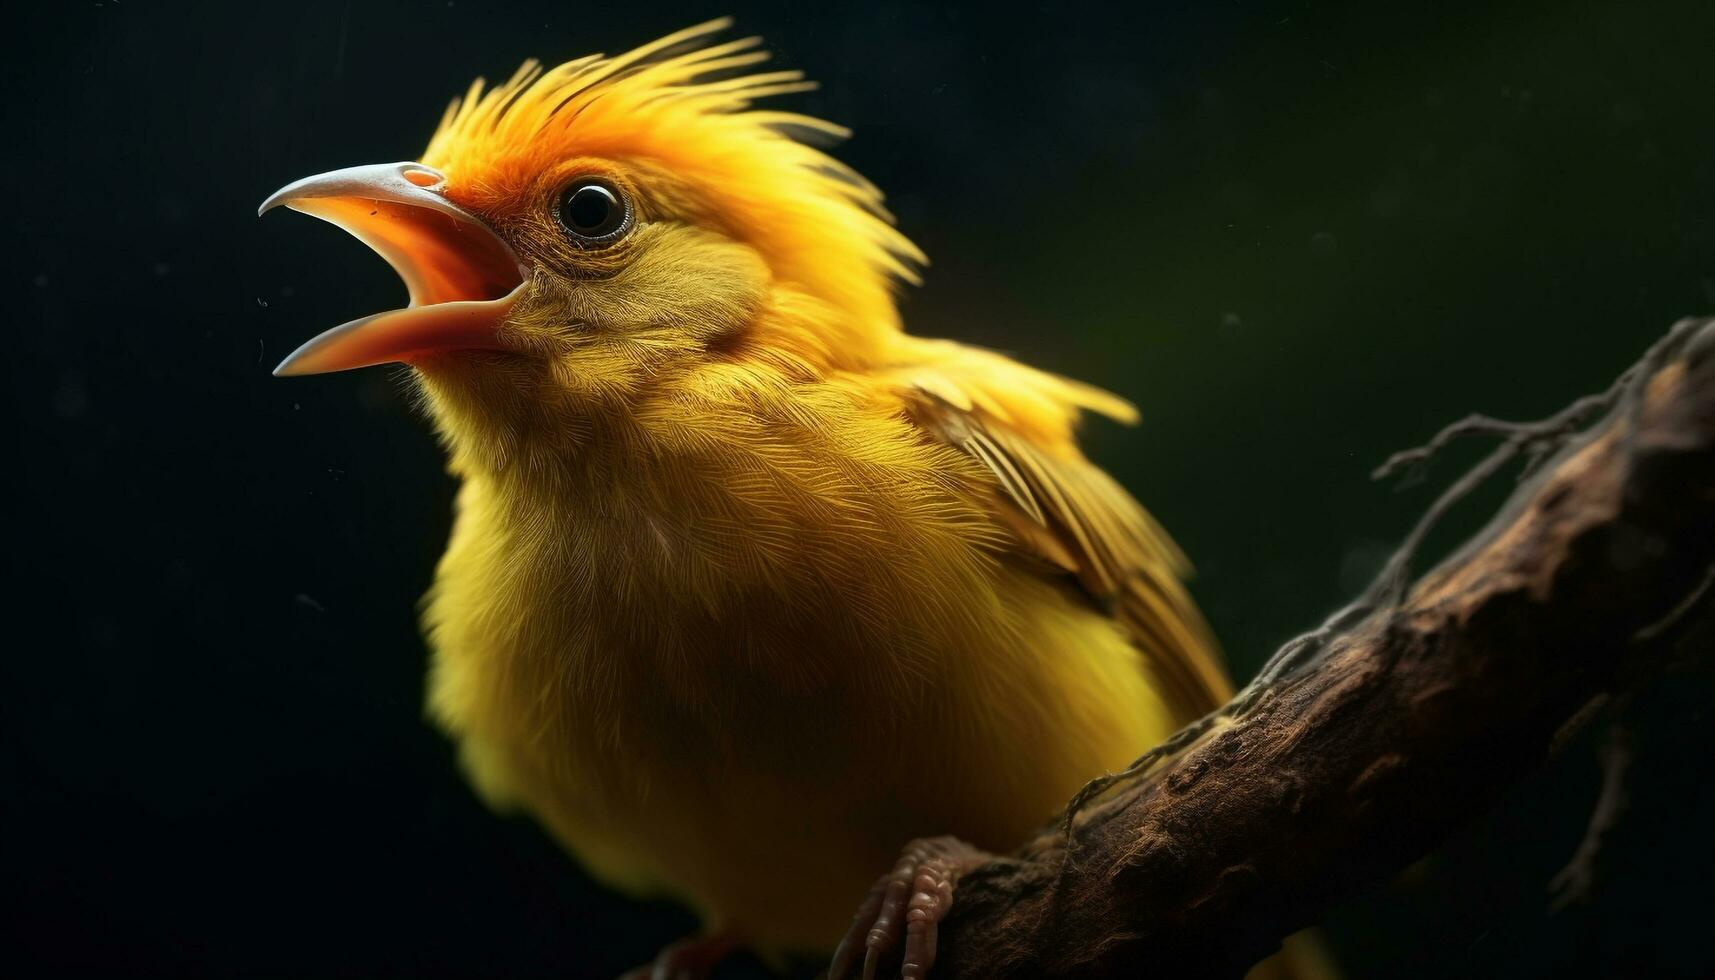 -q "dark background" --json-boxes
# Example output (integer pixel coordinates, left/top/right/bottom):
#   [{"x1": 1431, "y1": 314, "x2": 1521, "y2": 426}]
[{"x1": 6, "y1": 0, "x2": 1714, "y2": 976}]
